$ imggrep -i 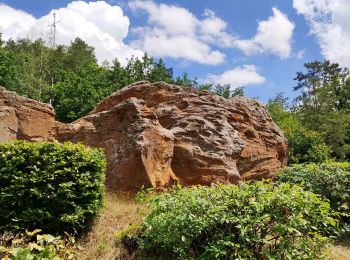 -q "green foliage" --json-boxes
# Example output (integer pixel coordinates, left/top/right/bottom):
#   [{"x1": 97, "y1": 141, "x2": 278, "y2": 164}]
[
  {"x1": 0, "y1": 37, "x2": 184, "y2": 122},
  {"x1": 64, "y1": 38, "x2": 97, "y2": 71},
  {"x1": 293, "y1": 60, "x2": 350, "y2": 160},
  {"x1": 278, "y1": 163, "x2": 350, "y2": 234},
  {"x1": 0, "y1": 141, "x2": 106, "y2": 233},
  {"x1": 0, "y1": 229, "x2": 78, "y2": 260},
  {"x1": 125, "y1": 54, "x2": 173, "y2": 84},
  {"x1": 198, "y1": 83, "x2": 245, "y2": 98},
  {"x1": 213, "y1": 84, "x2": 245, "y2": 98},
  {"x1": 293, "y1": 60, "x2": 348, "y2": 112},
  {"x1": 114, "y1": 224, "x2": 140, "y2": 242},
  {"x1": 267, "y1": 94, "x2": 331, "y2": 164},
  {"x1": 2, "y1": 38, "x2": 54, "y2": 100},
  {"x1": 175, "y1": 72, "x2": 198, "y2": 87},
  {"x1": 287, "y1": 129, "x2": 331, "y2": 164},
  {"x1": 50, "y1": 63, "x2": 112, "y2": 122},
  {"x1": 139, "y1": 182, "x2": 335, "y2": 259},
  {"x1": 0, "y1": 48, "x2": 19, "y2": 91}
]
